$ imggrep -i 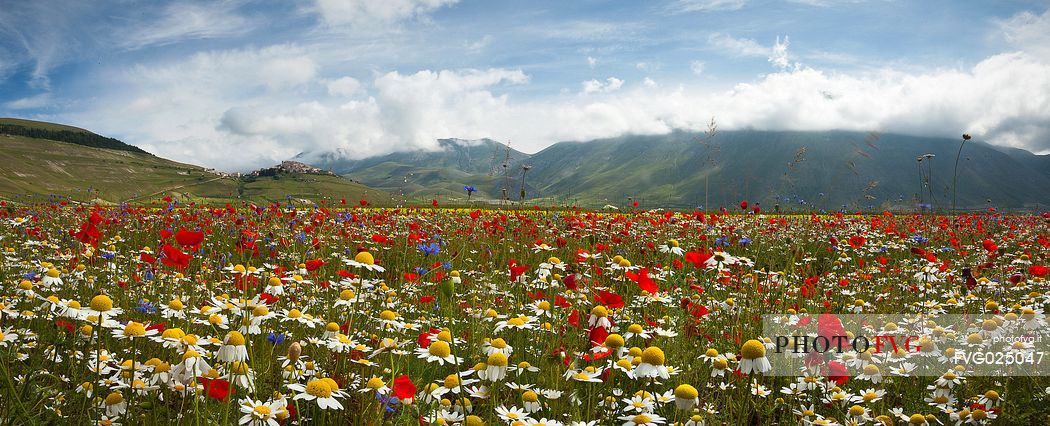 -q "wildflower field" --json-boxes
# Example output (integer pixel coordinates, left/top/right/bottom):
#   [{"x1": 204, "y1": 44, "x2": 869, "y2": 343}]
[{"x1": 1, "y1": 201, "x2": 1048, "y2": 425}]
